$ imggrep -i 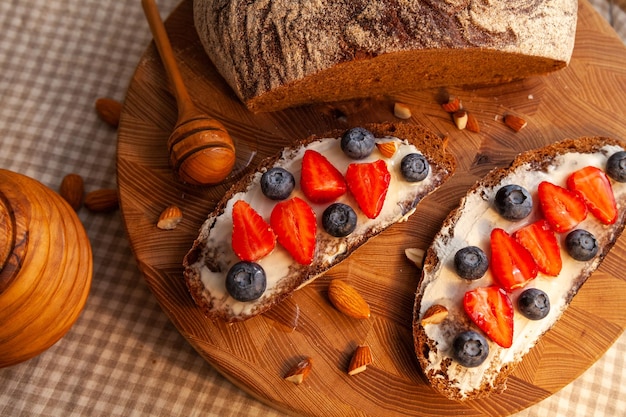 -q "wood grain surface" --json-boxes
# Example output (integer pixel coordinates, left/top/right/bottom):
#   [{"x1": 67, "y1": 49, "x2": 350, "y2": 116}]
[{"x1": 117, "y1": 1, "x2": 626, "y2": 416}]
